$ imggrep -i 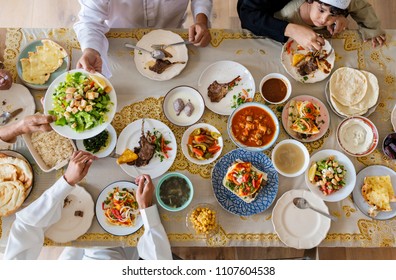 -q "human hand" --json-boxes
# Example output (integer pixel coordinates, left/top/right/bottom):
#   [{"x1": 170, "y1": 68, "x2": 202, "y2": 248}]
[
  {"x1": 135, "y1": 174, "x2": 154, "y2": 209},
  {"x1": 18, "y1": 115, "x2": 56, "y2": 135},
  {"x1": 365, "y1": 34, "x2": 386, "y2": 48},
  {"x1": 285, "y1": 23, "x2": 325, "y2": 51},
  {"x1": 327, "y1": 17, "x2": 348, "y2": 35},
  {"x1": 76, "y1": 48, "x2": 102, "y2": 73},
  {"x1": 188, "y1": 13, "x2": 211, "y2": 47},
  {"x1": 64, "y1": 150, "x2": 96, "y2": 186}
]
